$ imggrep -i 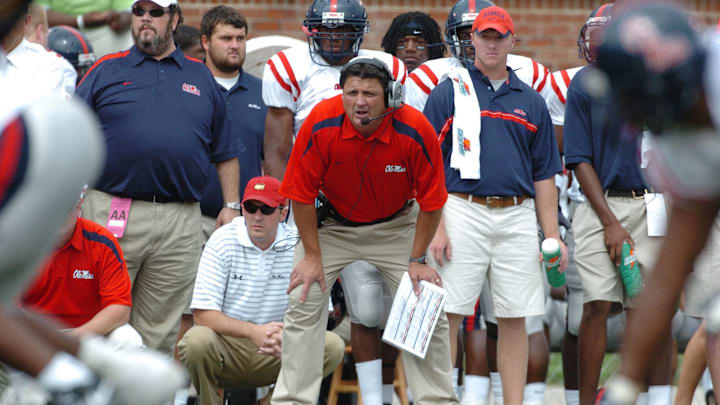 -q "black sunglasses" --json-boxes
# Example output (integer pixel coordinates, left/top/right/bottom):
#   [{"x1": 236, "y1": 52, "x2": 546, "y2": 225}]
[
  {"x1": 131, "y1": 7, "x2": 170, "y2": 18},
  {"x1": 243, "y1": 202, "x2": 280, "y2": 215}
]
